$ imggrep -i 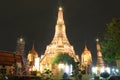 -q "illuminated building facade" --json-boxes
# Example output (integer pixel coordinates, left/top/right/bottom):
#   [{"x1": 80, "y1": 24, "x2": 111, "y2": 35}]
[
  {"x1": 81, "y1": 45, "x2": 92, "y2": 74},
  {"x1": 40, "y1": 7, "x2": 79, "y2": 73},
  {"x1": 16, "y1": 37, "x2": 26, "y2": 65},
  {"x1": 96, "y1": 38, "x2": 104, "y2": 67},
  {"x1": 16, "y1": 37, "x2": 25, "y2": 56},
  {"x1": 0, "y1": 52, "x2": 23, "y2": 75},
  {"x1": 27, "y1": 44, "x2": 38, "y2": 66},
  {"x1": 96, "y1": 38, "x2": 104, "y2": 74}
]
